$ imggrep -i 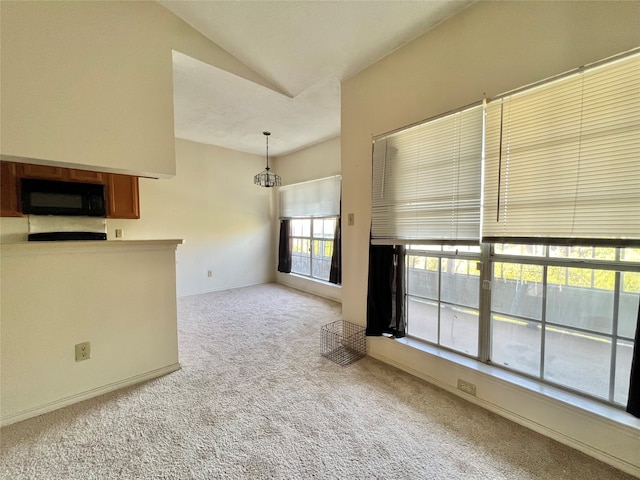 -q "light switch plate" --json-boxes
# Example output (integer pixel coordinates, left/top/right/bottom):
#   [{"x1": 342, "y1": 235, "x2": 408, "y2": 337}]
[{"x1": 348, "y1": 213, "x2": 355, "y2": 226}]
